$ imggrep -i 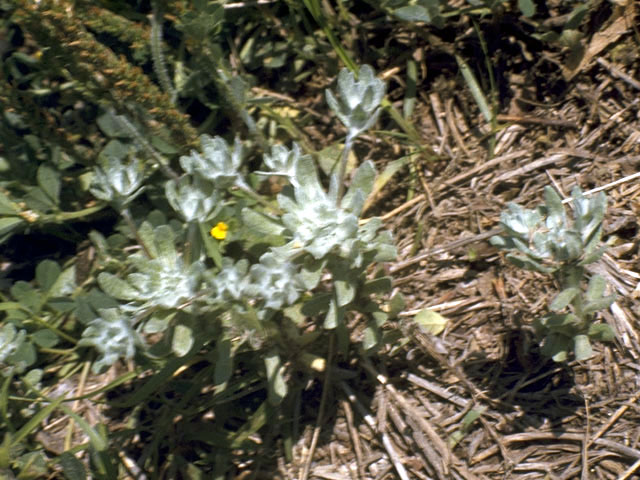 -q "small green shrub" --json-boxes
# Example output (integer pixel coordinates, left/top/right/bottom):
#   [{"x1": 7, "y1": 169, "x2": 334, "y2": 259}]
[{"x1": 491, "y1": 186, "x2": 616, "y2": 362}]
